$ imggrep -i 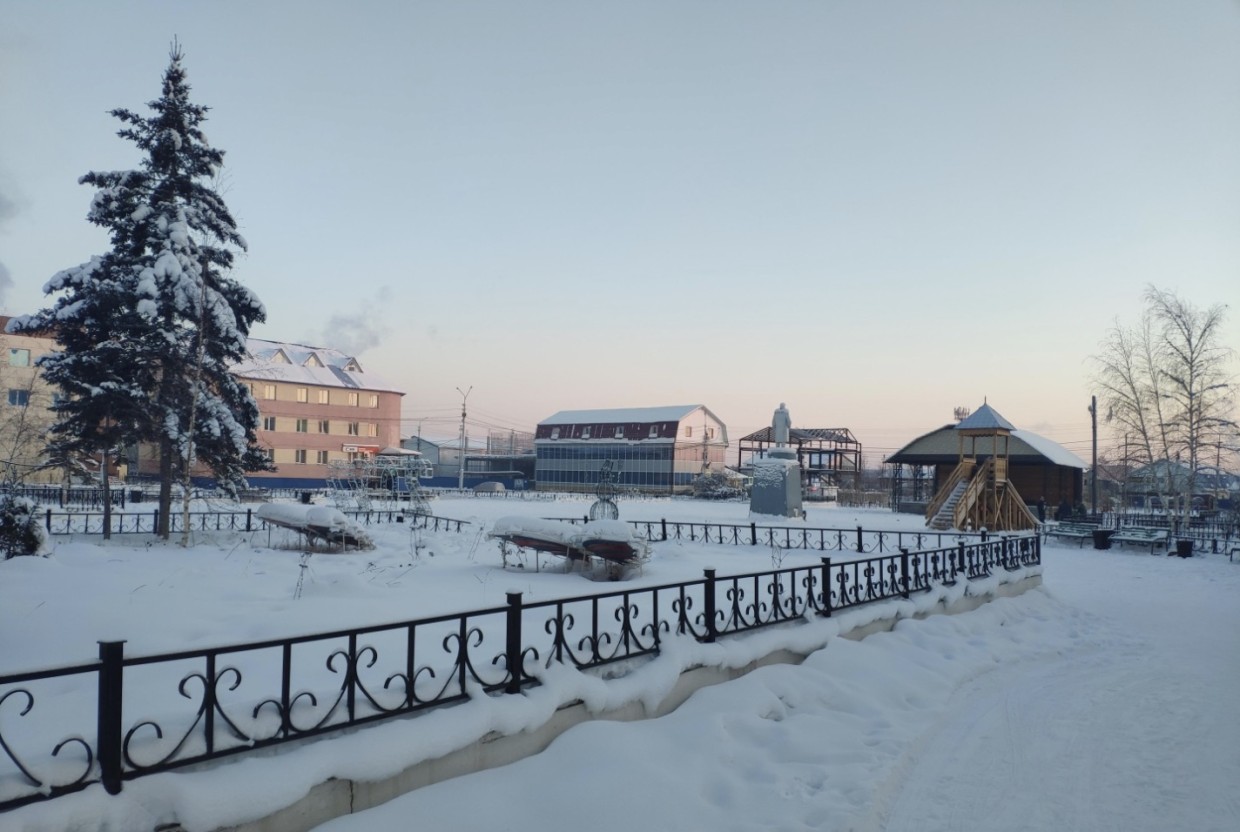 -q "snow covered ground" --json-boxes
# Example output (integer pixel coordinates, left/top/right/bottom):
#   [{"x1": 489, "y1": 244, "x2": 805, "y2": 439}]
[
  {"x1": 2, "y1": 496, "x2": 1237, "y2": 831},
  {"x1": 307, "y1": 535, "x2": 1240, "y2": 832}
]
